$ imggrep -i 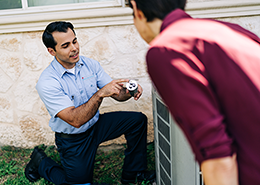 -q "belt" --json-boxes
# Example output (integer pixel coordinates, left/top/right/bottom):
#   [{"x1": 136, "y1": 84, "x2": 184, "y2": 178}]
[{"x1": 55, "y1": 127, "x2": 93, "y2": 139}]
